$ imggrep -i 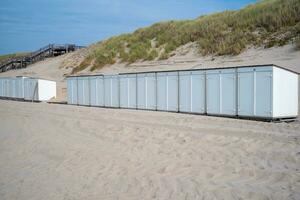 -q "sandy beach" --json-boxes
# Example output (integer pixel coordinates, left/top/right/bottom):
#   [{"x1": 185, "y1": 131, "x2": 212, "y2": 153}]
[
  {"x1": 1, "y1": 0, "x2": 300, "y2": 199},
  {"x1": 0, "y1": 100, "x2": 299, "y2": 200}
]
